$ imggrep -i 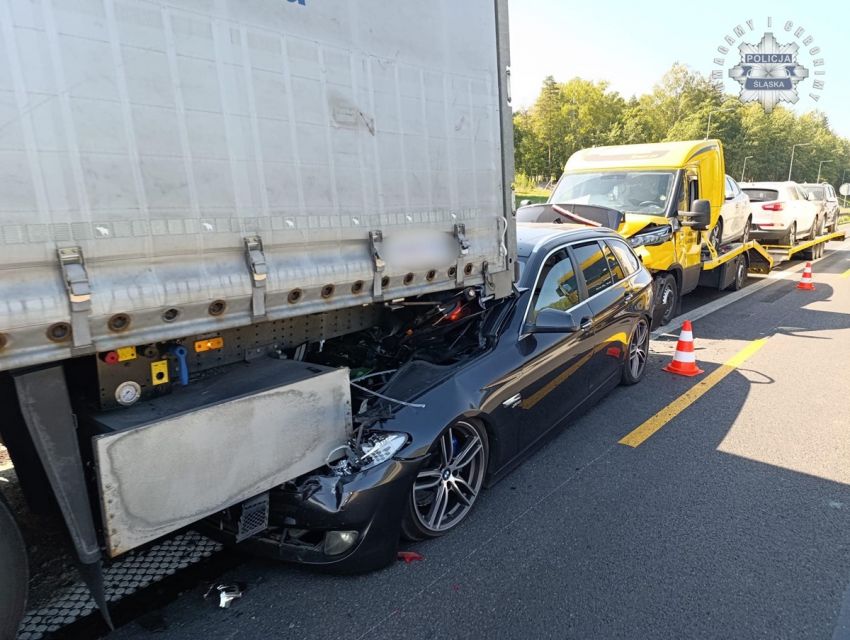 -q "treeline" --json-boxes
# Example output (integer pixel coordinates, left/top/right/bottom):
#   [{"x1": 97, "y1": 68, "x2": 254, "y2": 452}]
[{"x1": 514, "y1": 64, "x2": 850, "y2": 189}]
